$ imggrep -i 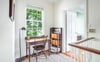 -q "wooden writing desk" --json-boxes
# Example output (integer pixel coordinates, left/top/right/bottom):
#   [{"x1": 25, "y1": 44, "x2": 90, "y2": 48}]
[{"x1": 25, "y1": 36, "x2": 50, "y2": 62}]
